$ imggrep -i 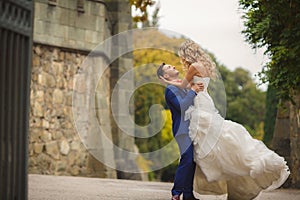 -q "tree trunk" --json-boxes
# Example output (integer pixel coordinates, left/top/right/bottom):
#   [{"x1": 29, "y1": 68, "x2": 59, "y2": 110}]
[
  {"x1": 289, "y1": 91, "x2": 300, "y2": 188},
  {"x1": 272, "y1": 101, "x2": 291, "y2": 187}
]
